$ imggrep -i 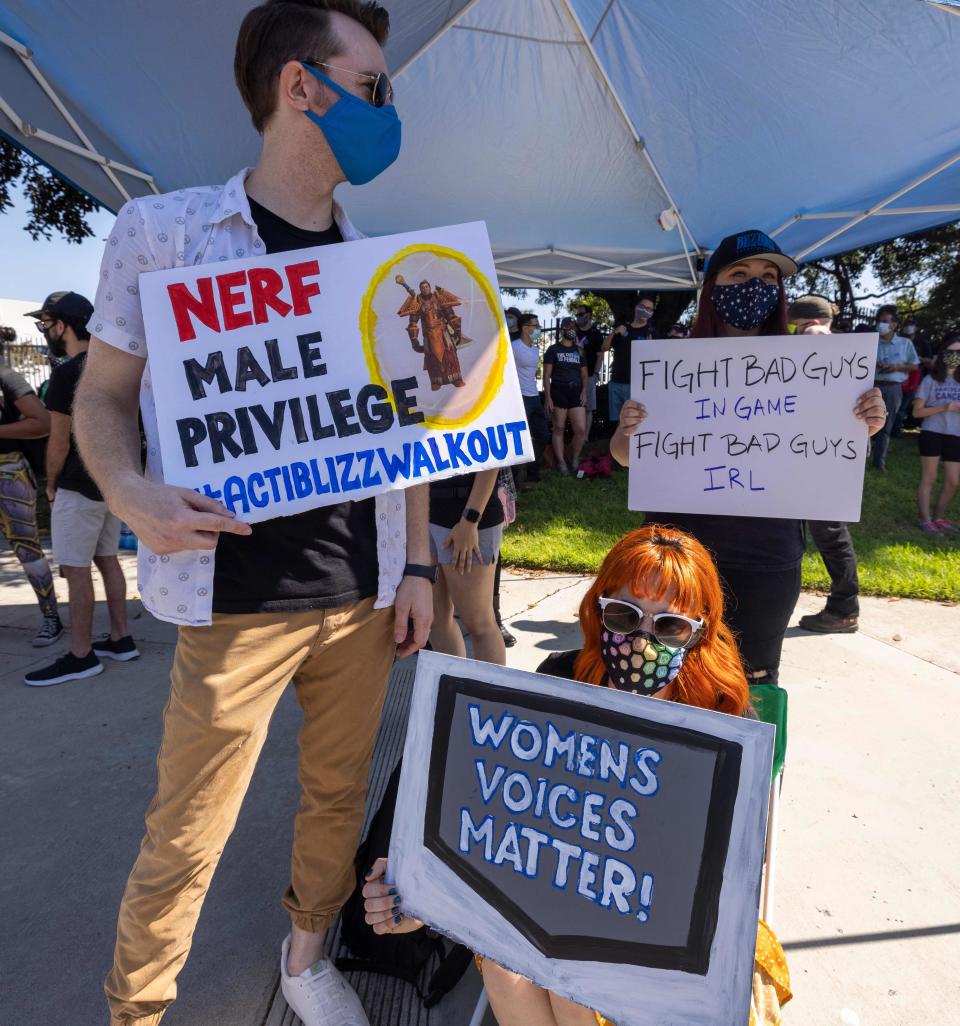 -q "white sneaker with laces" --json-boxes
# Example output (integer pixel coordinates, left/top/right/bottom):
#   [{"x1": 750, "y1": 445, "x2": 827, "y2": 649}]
[{"x1": 280, "y1": 935, "x2": 371, "y2": 1026}]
